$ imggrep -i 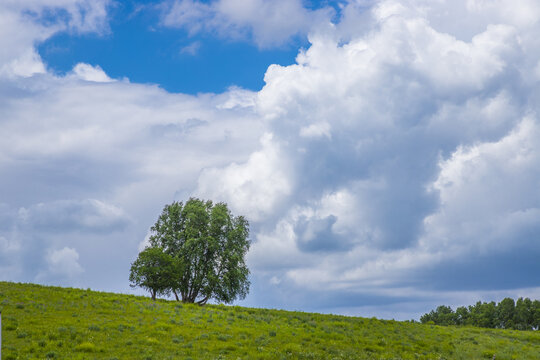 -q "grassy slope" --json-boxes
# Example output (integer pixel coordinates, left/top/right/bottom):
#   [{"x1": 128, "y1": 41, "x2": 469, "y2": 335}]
[{"x1": 0, "y1": 282, "x2": 539, "y2": 359}]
